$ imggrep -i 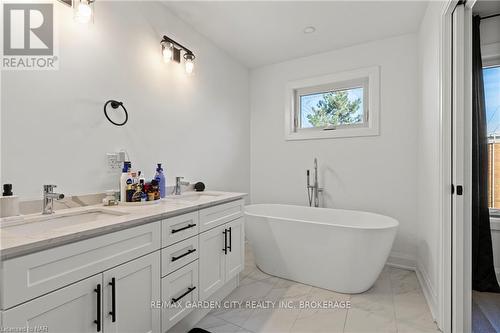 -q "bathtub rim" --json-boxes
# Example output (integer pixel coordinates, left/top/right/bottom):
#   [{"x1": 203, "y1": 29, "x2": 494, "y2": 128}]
[{"x1": 244, "y1": 204, "x2": 399, "y2": 230}]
